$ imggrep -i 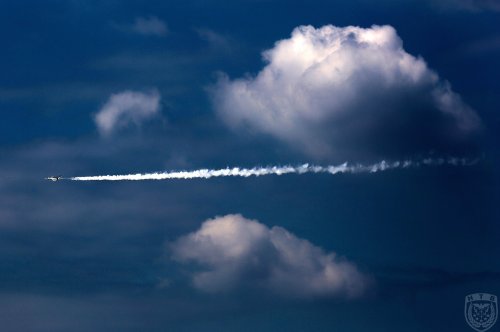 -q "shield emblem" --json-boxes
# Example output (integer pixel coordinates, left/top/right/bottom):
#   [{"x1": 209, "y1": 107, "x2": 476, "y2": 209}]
[{"x1": 465, "y1": 293, "x2": 498, "y2": 332}]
